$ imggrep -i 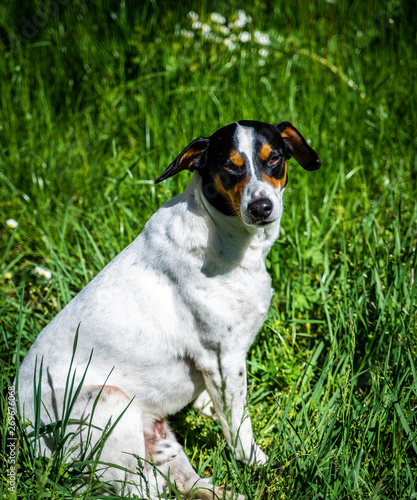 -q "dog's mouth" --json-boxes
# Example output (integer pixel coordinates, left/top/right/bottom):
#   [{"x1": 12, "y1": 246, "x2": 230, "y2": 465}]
[
  {"x1": 241, "y1": 215, "x2": 278, "y2": 228},
  {"x1": 254, "y1": 219, "x2": 275, "y2": 227}
]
